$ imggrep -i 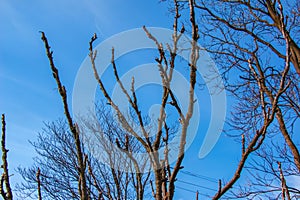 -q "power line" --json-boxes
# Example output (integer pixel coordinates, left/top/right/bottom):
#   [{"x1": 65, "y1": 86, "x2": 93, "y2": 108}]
[
  {"x1": 170, "y1": 167, "x2": 240, "y2": 191},
  {"x1": 176, "y1": 186, "x2": 195, "y2": 193},
  {"x1": 170, "y1": 167, "x2": 218, "y2": 183},
  {"x1": 176, "y1": 186, "x2": 210, "y2": 197},
  {"x1": 177, "y1": 179, "x2": 217, "y2": 192}
]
